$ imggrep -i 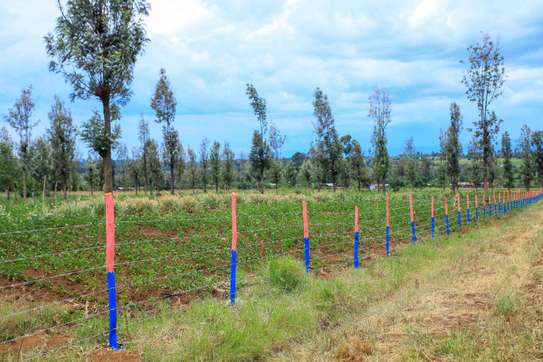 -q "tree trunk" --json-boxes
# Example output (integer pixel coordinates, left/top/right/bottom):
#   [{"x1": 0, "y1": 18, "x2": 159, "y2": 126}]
[
  {"x1": 63, "y1": 187, "x2": 68, "y2": 201},
  {"x1": 102, "y1": 97, "x2": 114, "y2": 194}
]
